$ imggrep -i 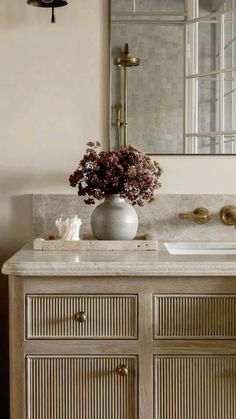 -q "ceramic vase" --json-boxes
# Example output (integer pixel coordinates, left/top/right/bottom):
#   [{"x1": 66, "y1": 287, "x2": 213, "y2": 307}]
[{"x1": 91, "y1": 194, "x2": 138, "y2": 240}]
